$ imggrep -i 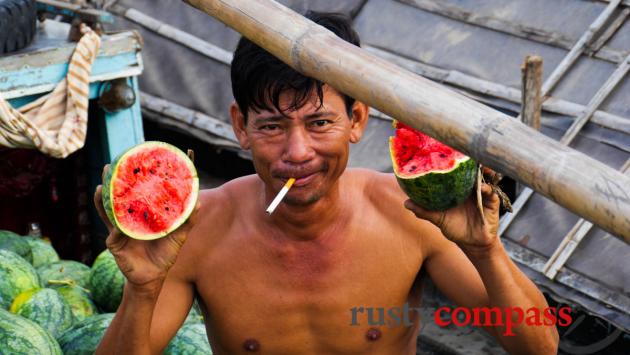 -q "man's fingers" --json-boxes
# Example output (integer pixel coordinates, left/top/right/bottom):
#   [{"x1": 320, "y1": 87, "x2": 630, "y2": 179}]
[
  {"x1": 404, "y1": 200, "x2": 445, "y2": 228},
  {"x1": 93, "y1": 185, "x2": 113, "y2": 232},
  {"x1": 101, "y1": 164, "x2": 110, "y2": 182}
]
